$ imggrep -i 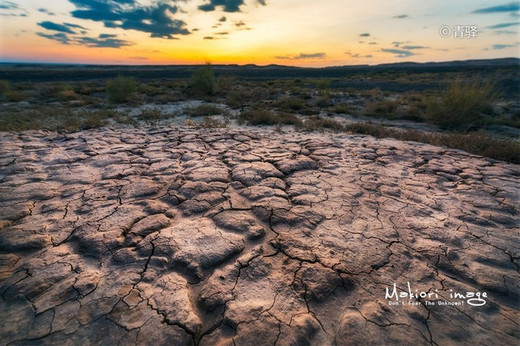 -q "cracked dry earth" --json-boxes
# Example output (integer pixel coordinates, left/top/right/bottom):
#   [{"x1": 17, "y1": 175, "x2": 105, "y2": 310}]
[{"x1": 0, "y1": 126, "x2": 518, "y2": 346}]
